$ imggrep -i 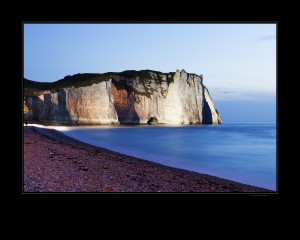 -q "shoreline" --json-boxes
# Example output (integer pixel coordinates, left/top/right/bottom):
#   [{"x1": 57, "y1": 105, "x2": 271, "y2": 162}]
[{"x1": 24, "y1": 126, "x2": 274, "y2": 193}]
